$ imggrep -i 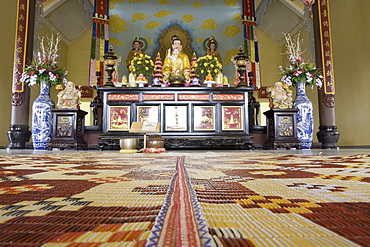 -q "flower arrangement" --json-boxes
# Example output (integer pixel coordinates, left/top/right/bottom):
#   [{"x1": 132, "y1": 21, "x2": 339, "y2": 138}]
[
  {"x1": 129, "y1": 54, "x2": 154, "y2": 78},
  {"x1": 196, "y1": 55, "x2": 222, "y2": 79},
  {"x1": 279, "y1": 33, "x2": 323, "y2": 89},
  {"x1": 20, "y1": 33, "x2": 67, "y2": 87}
]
